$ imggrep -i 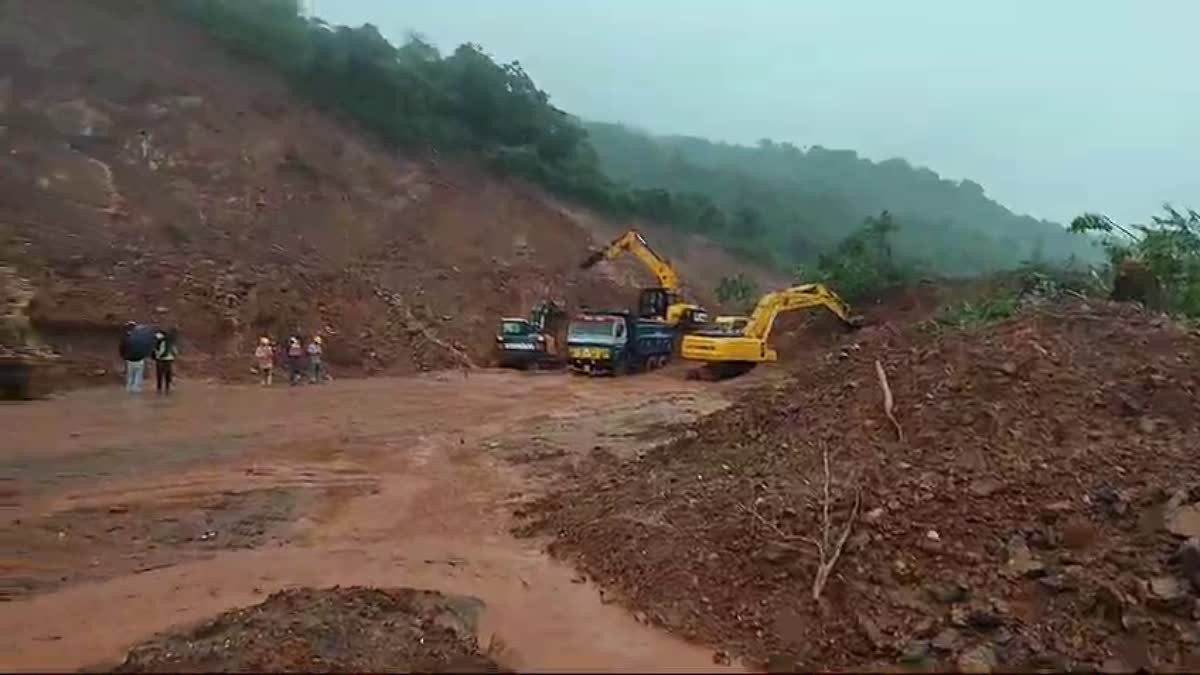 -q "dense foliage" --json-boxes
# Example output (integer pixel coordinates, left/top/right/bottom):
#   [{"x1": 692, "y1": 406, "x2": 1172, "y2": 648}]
[
  {"x1": 168, "y1": 0, "x2": 1098, "y2": 278},
  {"x1": 585, "y1": 123, "x2": 1099, "y2": 275},
  {"x1": 715, "y1": 273, "x2": 758, "y2": 309},
  {"x1": 1070, "y1": 206, "x2": 1200, "y2": 317},
  {"x1": 795, "y1": 211, "x2": 921, "y2": 300}
]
